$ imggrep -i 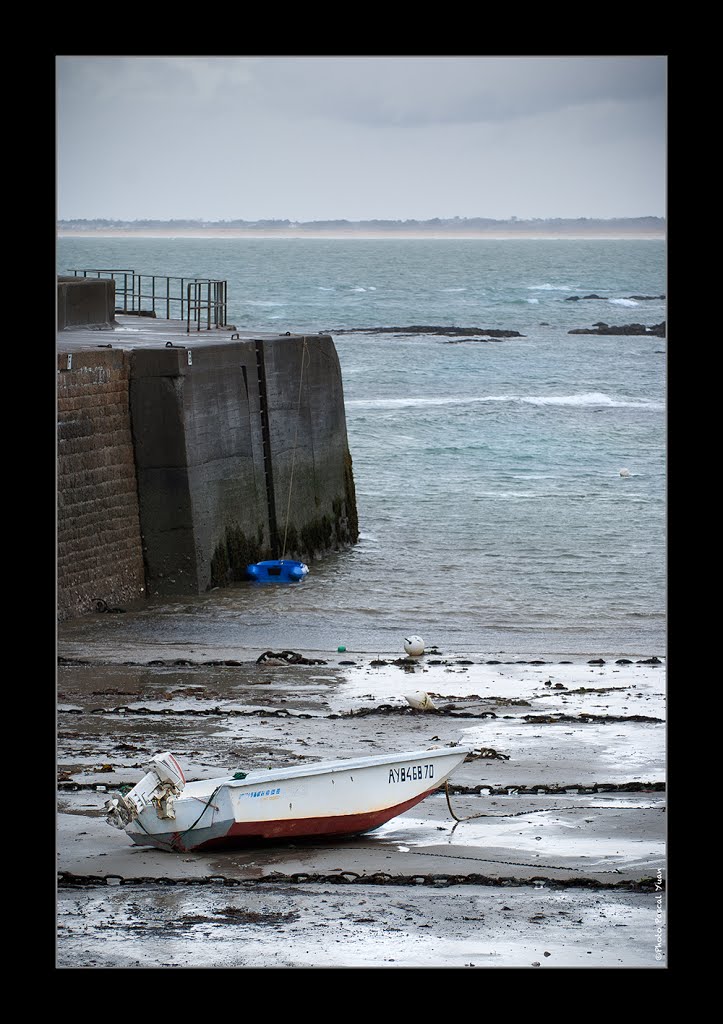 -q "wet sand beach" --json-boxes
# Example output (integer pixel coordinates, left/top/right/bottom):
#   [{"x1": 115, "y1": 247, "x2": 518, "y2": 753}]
[{"x1": 56, "y1": 626, "x2": 666, "y2": 969}]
